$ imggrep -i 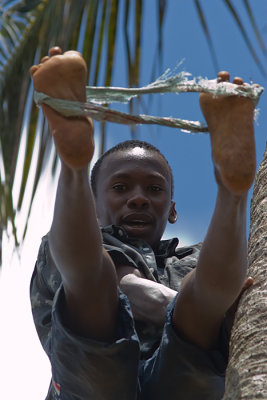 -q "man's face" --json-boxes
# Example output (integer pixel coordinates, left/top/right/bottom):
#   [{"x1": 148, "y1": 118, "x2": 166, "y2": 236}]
[{"x1": 95, "y1": 147, "x2": 177, "y2": 248}]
